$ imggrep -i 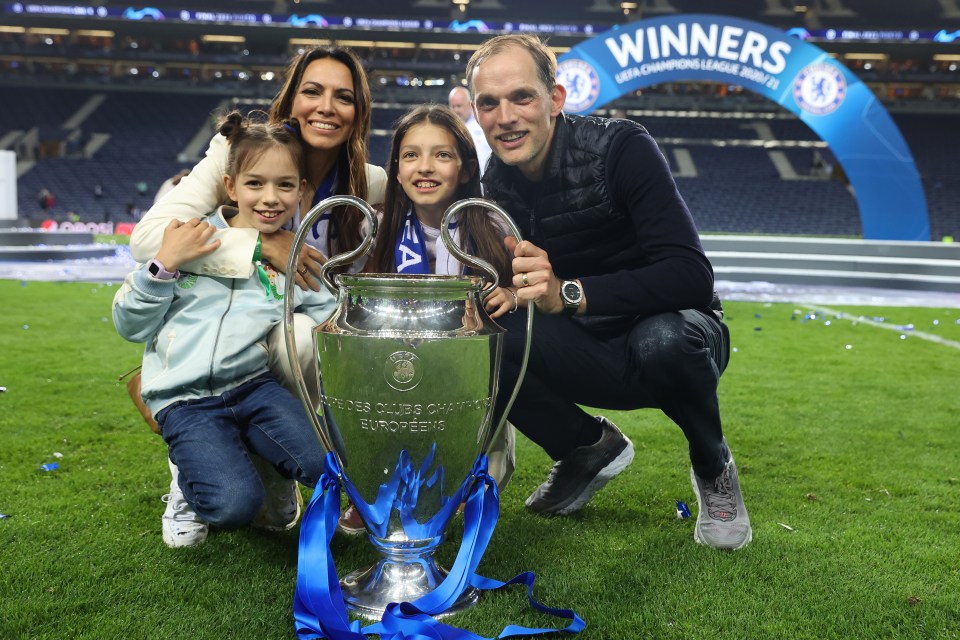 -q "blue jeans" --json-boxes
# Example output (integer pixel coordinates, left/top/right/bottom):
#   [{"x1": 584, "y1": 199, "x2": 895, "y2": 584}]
[{"x1": 156, "y1": 374, "x2": 326, "y2": 529}]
